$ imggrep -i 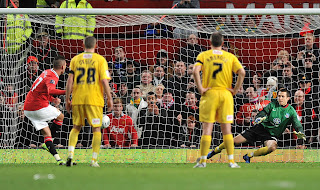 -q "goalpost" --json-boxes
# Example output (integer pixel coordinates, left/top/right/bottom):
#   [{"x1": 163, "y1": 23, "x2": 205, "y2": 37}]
[{"x1": 0, "y1": 8, "x2": 319, "y2": 163}]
